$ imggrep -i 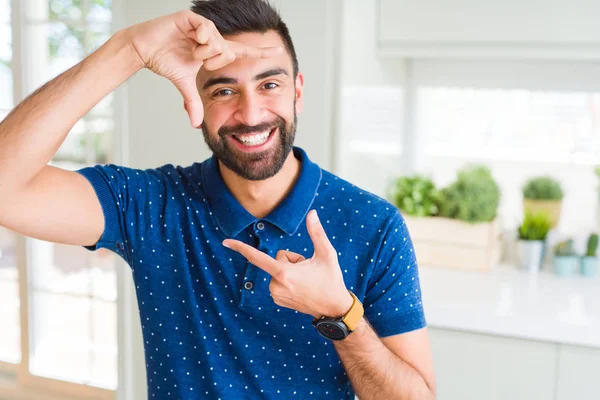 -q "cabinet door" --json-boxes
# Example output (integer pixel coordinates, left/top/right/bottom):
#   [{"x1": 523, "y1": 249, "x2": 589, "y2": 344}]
[
  {"x1": 430, "y1": 328, "x2": 556, "y2": 400},
  {"x1": 556, "y1": 344, "x2": 600, "y2": 400},
  {"x1": 378, "y1": 0, "x2": 600, "y2": 44},
  {"x1": 377, "y1": 0, "x2": 600, "y2": 59}
]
